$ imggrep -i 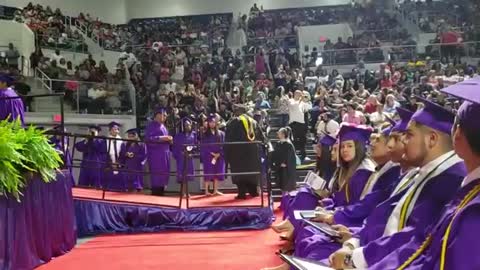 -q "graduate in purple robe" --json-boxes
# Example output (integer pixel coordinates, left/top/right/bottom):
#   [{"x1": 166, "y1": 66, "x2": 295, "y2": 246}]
[
  {"x1": 145, "y1": 108, "x2": 172, "y2": 196},
  {"x1": 200, "y1": 114, "x2": 225, "y2": 196},
  {"x1": 312, "y1": 125, "x2": 402, "y2": 228},
  {"x1": 0, "y1": 74, "x2": 24, "y2": 125},
  {"x1": 75, "y1": 125, "x2": 107, "y2": 188},
  {"x1": 47, "y1": 125, "x2": 74, "y2": 186},
  {"x1": 172, "y1": 117, "x2": 197, "y2": 195},
  {"x1": 104, "y1": 121, "x2": 125, "y2": 191},
  {"x1": 326, "y1": 97, "x2": 466, "y2": 270},
  {"x1": 118, "y1": 128, "x2": 146, "y2": 192},
  {"x1": 368, "y1": 77, "x2": 480, "y2": 270},
  {"x1": 270, "y1": 124, "x2": 375, "y2": 242}
]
